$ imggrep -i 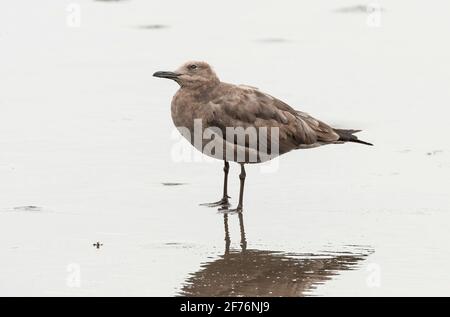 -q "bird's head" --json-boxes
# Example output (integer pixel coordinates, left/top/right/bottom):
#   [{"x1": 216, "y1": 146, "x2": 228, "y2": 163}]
[{"x1": 153, "y1": 61, "x2": 219, "y2": 89}]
